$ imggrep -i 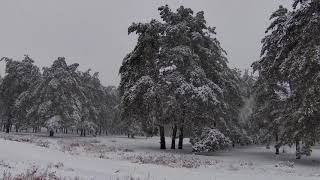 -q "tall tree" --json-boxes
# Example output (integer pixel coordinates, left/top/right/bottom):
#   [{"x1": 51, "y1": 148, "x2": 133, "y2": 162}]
[
  {"x1": 253, "y1": 0, "x2": 320, "y2": 158},
  {"x1": 15, "y1": 57, "x2": 87, "y2": 136},
  {"x1": 120, "y1": 5, "x2": 244, "y2": 150},
  {"x1": 79, "y1": 70, "x2": 119, "y2": 135},
  {"x1": 0, "y1": 56, "x2": 40, "y2": 133},
  {"x1": 119, "y1": 18, "x2": 165, "y2": 147}
]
